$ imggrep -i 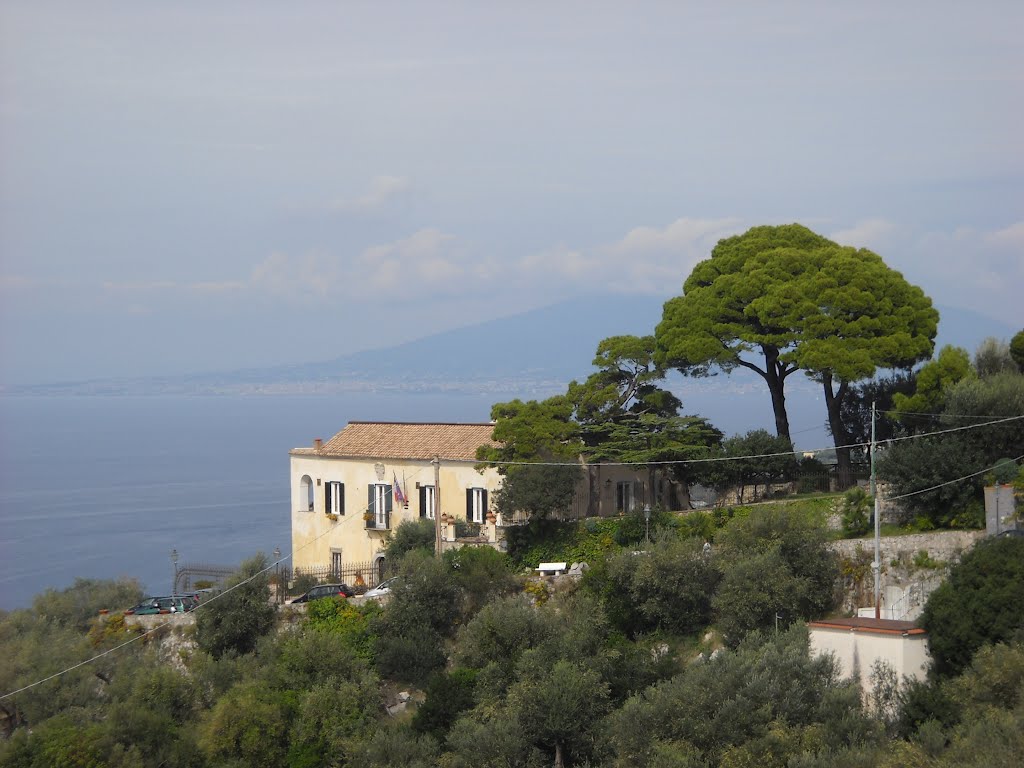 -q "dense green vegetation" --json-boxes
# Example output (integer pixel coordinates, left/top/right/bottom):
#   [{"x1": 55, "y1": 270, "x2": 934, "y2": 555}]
[
  {"x1": 4, "y1": 519, "x2": 1022, "y2": 767},
  {"x1": 3, "y1": 226, "x2": 1020, "y2": 765}
]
